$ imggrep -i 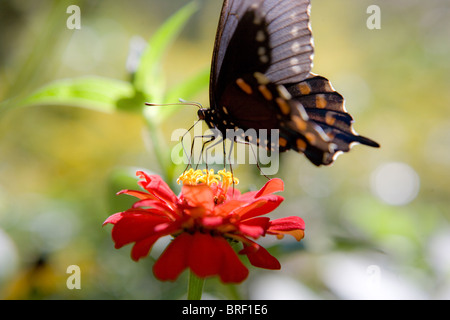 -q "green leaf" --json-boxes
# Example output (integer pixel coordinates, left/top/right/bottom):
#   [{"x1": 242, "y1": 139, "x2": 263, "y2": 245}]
[
  {"x1": 17, "y1": 76, "x2": 136, "y2": 113},
  {"x1": 133, "y1": 1, "x2": 199, "y2": 98}
]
